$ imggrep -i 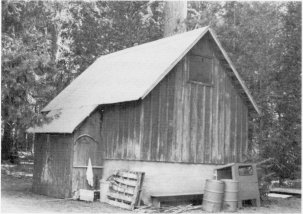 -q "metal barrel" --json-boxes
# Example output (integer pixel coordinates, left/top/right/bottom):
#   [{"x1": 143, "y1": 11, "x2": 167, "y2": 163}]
[
  {"x1": 221, "y1": 179, "x2": 239, "y2": 212},
  {"x1": 202, "y1": 179, "x2": 224, "y2": 212}
]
